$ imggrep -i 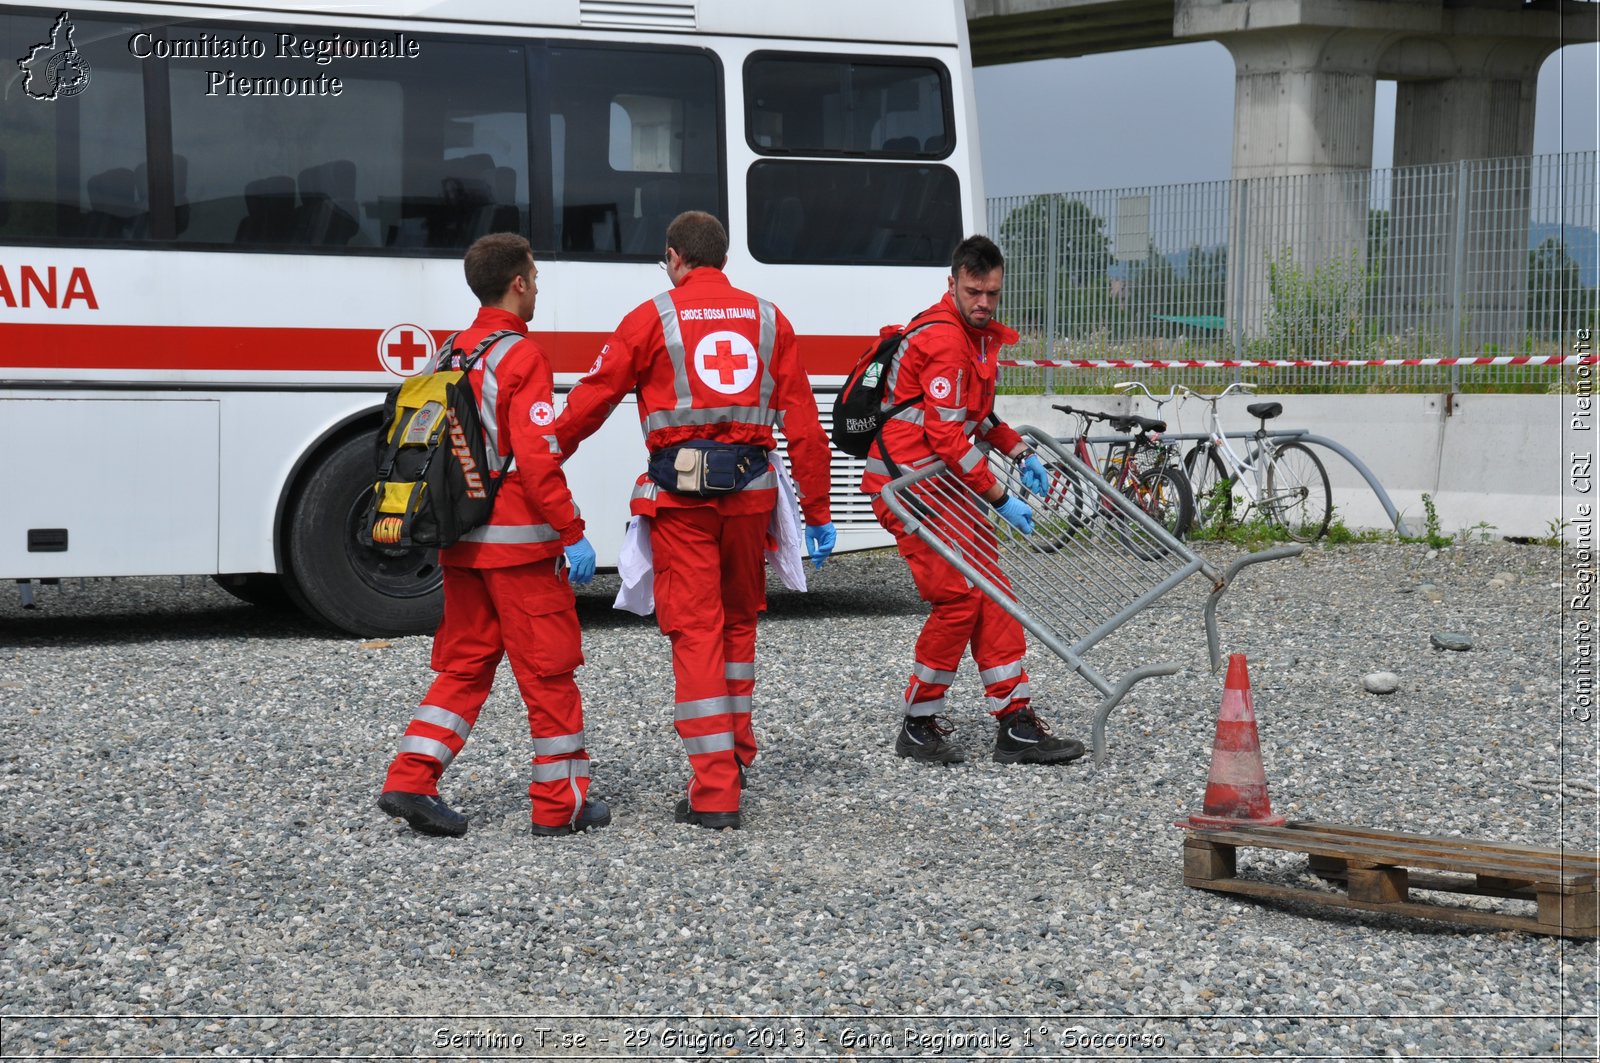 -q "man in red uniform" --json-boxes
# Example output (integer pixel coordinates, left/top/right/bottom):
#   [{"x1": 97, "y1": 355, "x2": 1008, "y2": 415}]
[
  {"x1": 378, "y1": 233, "x2": 609, "y2": 839},
  {"x1": 556, "y1": 211, "x2": 835, "y2": 831},
  {"x1": 862, "y1": 235, "x2": 1085, "y2": 766}
]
